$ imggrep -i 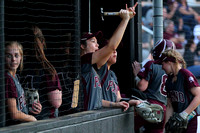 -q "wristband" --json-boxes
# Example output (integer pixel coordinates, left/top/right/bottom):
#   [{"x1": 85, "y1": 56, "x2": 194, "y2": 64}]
[
  {"x1": 110, "y1": 102, "x2": 112, "y2": 107},
  {"x1": 135, "y1": 76, "x2": 140, "y2": 85},
  {"x1": 179, "y1": 111, "x2": 188, "y2": 120}
]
